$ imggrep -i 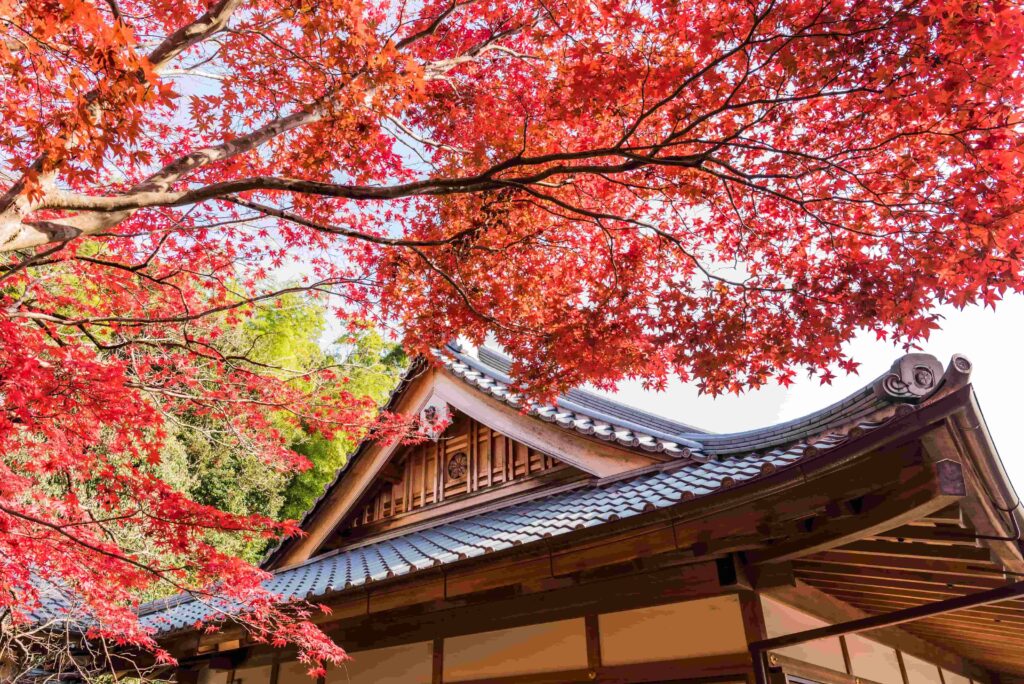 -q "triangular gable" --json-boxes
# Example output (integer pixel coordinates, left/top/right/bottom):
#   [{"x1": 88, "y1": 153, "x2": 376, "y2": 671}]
[
  {"x1": 267, "y1": 364, "x2": 663, "y2": 569},
  {"x1": 319, "y1": 409, "x2": 589, "y2": 552}
]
